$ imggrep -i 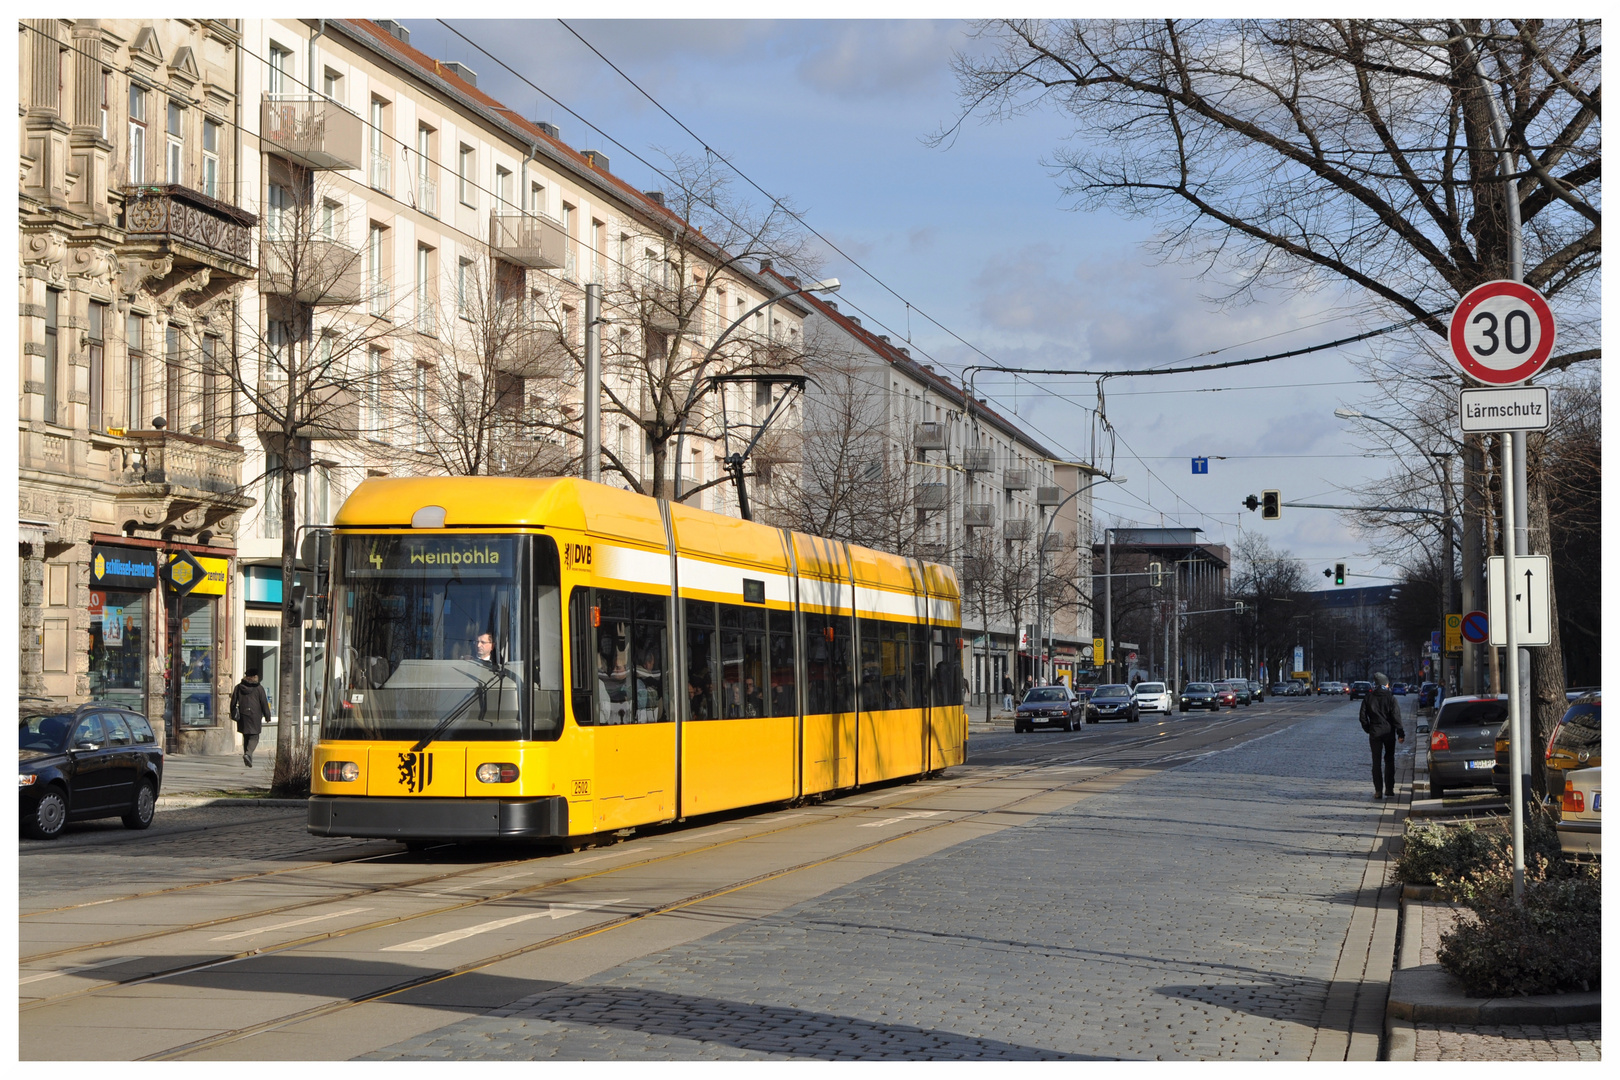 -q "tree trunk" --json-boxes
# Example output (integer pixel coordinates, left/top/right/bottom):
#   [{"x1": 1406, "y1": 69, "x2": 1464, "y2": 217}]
[
  {"x1": 1525, "y1": 434, "x2": 1566, "y2": 799},
  {"x1": 274, "y1": 450, "x2": 300, "y2": 790}
]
